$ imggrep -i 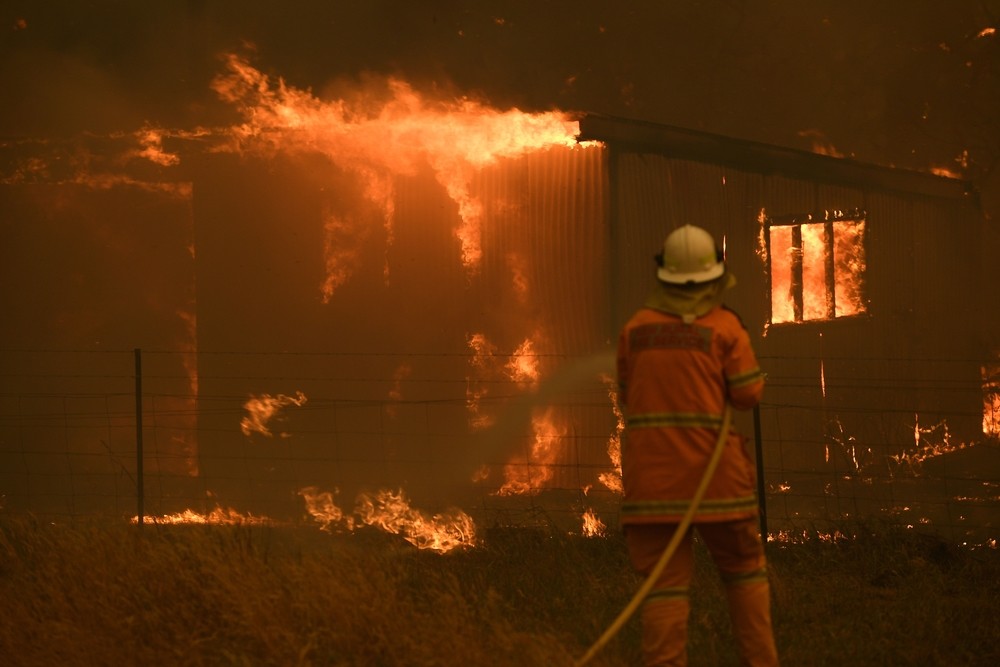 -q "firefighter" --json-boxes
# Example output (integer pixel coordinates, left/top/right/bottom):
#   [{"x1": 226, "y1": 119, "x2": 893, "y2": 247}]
[{"x1": 616, "y1": 224, "x2": 778, "y2": 666}]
